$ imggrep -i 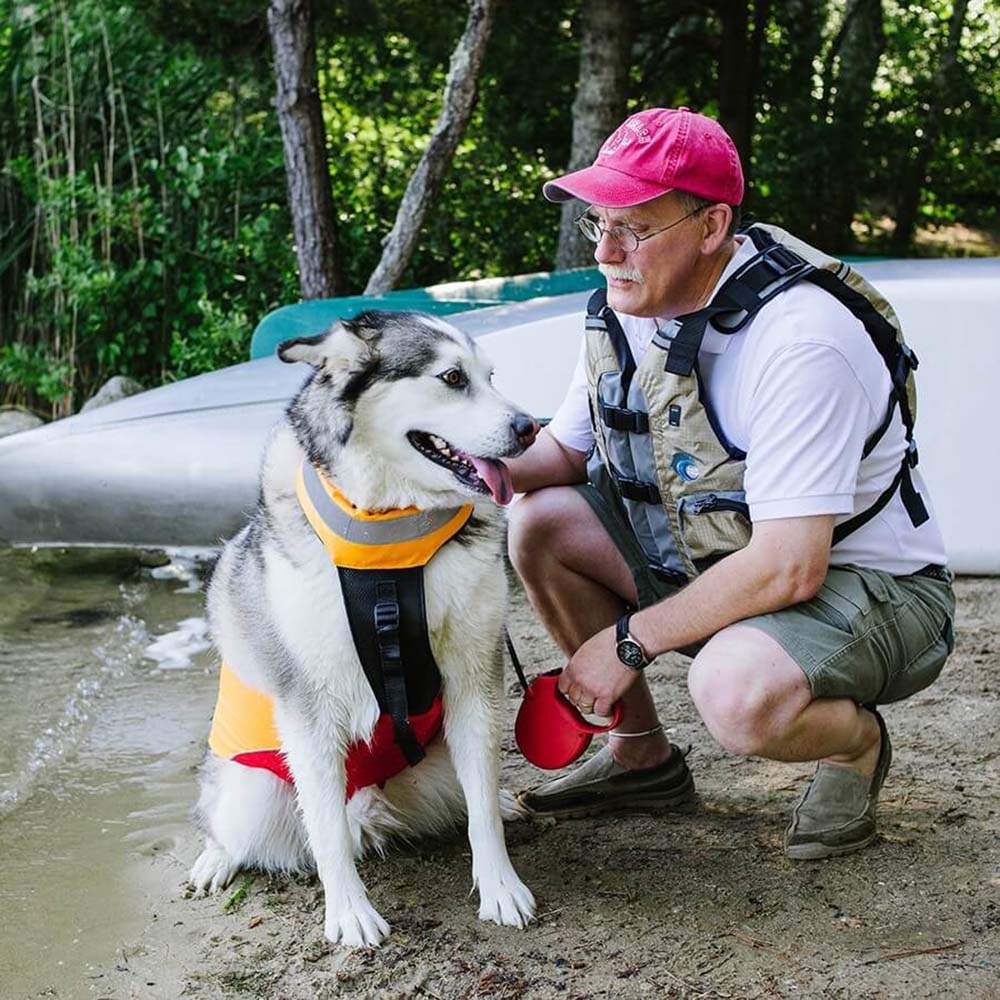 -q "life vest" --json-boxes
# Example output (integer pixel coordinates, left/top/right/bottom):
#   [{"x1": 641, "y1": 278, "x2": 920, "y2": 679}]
[
  {"x1": 585, "y1": 222, "x2": 928, "y2": 584},
  {"x1": 208, "y1": 462, "x2": 473, "y2": 798}
]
